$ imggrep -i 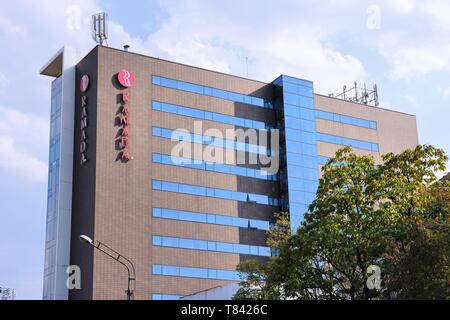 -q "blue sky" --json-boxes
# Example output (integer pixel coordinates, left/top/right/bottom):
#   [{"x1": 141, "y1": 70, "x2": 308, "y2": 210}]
[{"x1": 0, "y1": 0, "x2": 449, "y2": 299}]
